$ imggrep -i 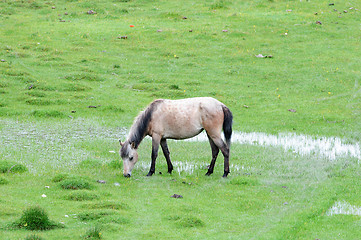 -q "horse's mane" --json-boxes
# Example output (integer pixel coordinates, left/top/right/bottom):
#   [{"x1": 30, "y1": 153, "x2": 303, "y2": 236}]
[{"x1": 127, "y1": 99, "x2": 163, "y2": 148}]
